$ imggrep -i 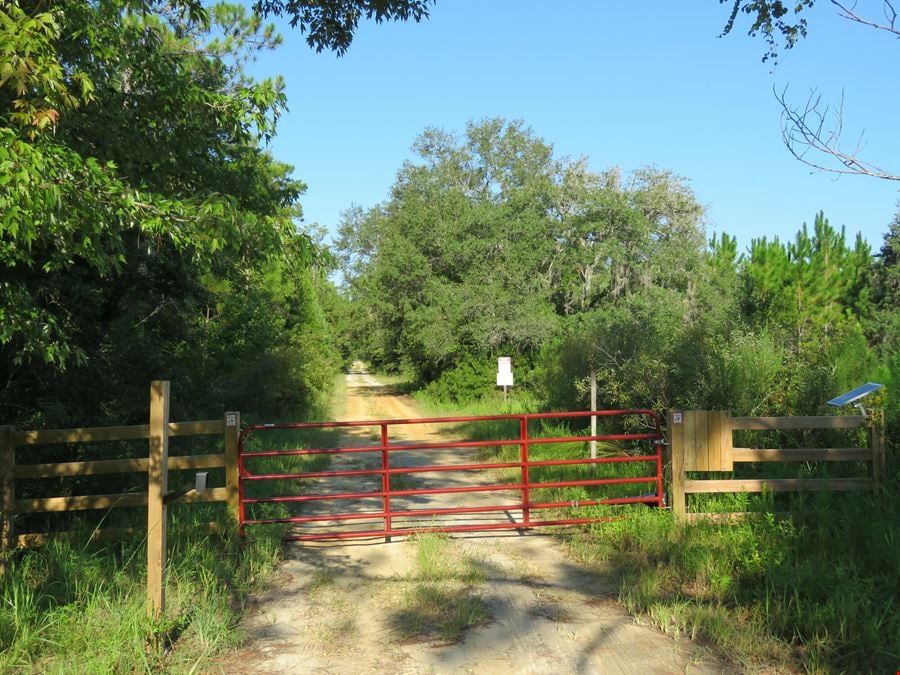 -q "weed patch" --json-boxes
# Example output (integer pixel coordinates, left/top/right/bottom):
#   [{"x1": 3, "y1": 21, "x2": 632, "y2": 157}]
[
  {"x1": 388, "y1": 532, "x2": 491, "y2": 644},
  {"x1": 565, "y1": 504, "x2": 900, "y2": 672},
  {"x1": 392, "y1": 584, "x2": 490, "y2": 644},
  {"x1": 409, "y1": 532, "x2": 485, "y2": 584}
]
